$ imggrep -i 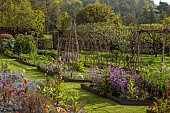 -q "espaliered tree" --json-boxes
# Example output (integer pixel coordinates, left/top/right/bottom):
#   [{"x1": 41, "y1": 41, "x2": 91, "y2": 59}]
[
  {"x1": 76, "y1": 2, "x2": 121, "y2": 25},
  {"x1": 139, "y1": 24, "x2": 164, "y2": 57},
  {"x1": 0, "y1": 0, "x2": 45, "y2": 33}
]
